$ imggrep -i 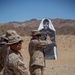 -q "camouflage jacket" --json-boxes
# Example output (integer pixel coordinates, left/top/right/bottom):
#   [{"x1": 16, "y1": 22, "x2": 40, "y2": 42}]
[
  {"x1": 0, "y1": 45, "x2": 9, "y2": 72},
  {"x1": 29, "y1": 39, "x2": 50, "y2": 67},
  {"x1": 3, "y1": 49, "x2": 29, "y2": 75}
]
